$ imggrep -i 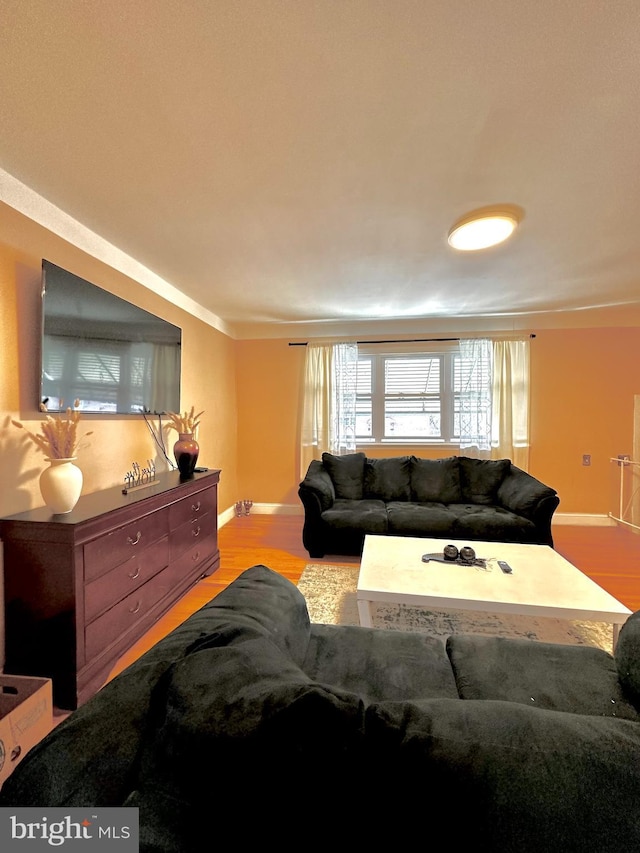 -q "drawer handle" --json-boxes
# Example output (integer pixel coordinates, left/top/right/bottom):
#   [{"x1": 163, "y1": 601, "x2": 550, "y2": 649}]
[
  {"x1": 129, "y1": 600, "x2": 141, "y2": 614},
  {"x1": 192, "y1": 526, "x2": 201, "y2": 538},
  {"x1": 192, "y1": 551, "x2": 200, "y2": 563},
  {"x1": 191, "y1": 501, "x2": 201, "y2": 512},
  {"x1": 128, "y1": 567, "x2": 140, "y2": 580},
  {"x1": 127, "y1": 531, "x2": 142, "y2": 546}
]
